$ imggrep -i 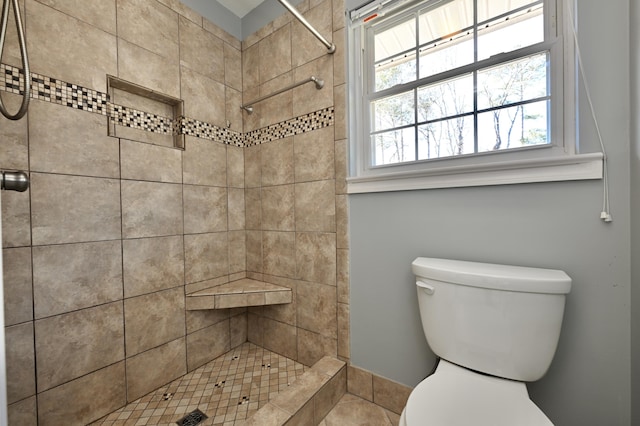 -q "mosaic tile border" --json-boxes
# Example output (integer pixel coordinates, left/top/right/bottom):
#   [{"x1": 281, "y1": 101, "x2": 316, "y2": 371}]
[{"x1": 0, "y1": 63, "x2": 334, "y2": 147}]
